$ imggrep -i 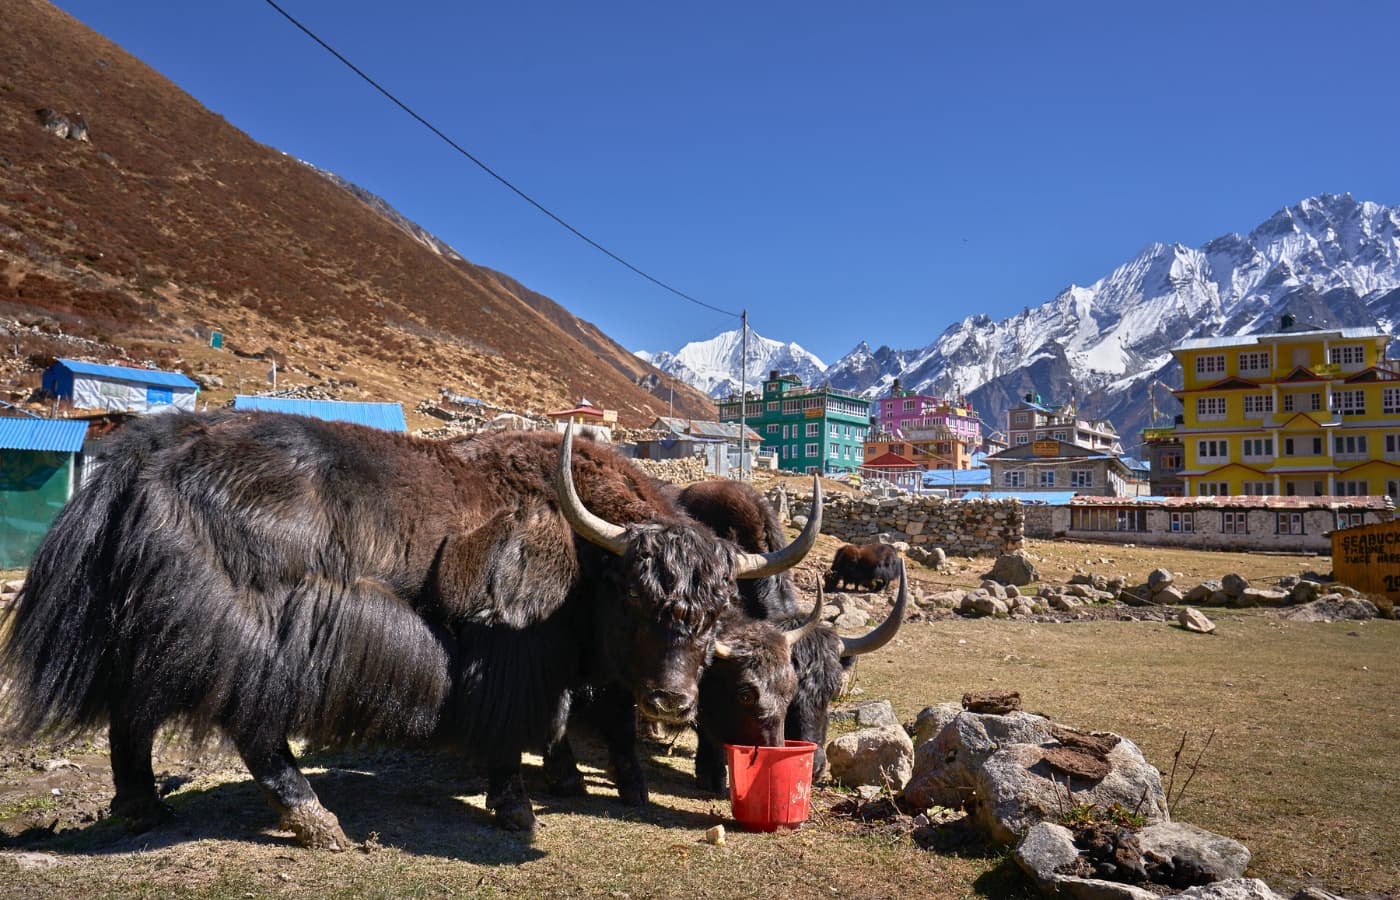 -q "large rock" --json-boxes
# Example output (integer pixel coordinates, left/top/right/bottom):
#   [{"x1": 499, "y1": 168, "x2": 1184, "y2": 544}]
[
  {"x1": 1147, "y1": 568, "x2": 1174, "y2": 592},
  {"x1": 1178, "y1": 608, "x2": 1216, "y2": 634},
  {"x1": 986, "y1": 550, "x2": 1038, "y2": 587},
  {"x1": 901, "y1": 710, "x2": 1169, "y2": 844},
  {"x1": 1137, "y1": 821, "x2": 1251, "y2": 885},
  {"x1": 826, "y1": 725, "x2": 915, "y2": 790},
  {"x1": 911, "y1": 703, "x2": 962, "y2": 747},
  {"x1": 828, "y1": 699, "x2": 899, "y2": 730},
  {"x1": 1220, "y1": 574, "x2": 1250, "y2": 598},
  {"x1": 1014, "y1": 822, "x2": 1160, "y2": 900},
  {"x1": 1166, "y1": 879, "x2": 1284, "y2": 899}
]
